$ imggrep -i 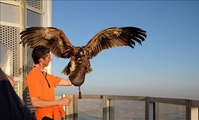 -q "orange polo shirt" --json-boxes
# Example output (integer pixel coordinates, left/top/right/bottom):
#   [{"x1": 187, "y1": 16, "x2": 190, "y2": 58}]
[{"x1": 26, "y1": 67, "x2": 65, "y2": 120}]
